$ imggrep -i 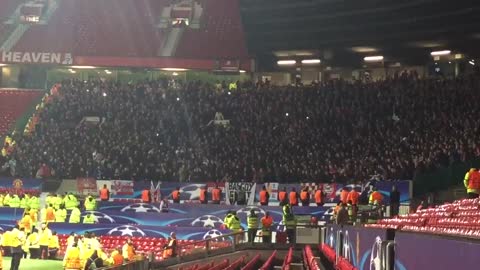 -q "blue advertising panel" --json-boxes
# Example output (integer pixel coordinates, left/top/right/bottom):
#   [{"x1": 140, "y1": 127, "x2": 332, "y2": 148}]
[
  {"x1": 47, "y1": 223, "x2": 231, "y2": 241},
  {"x1": 0, "y1": 178, "x2": 43, "y2": 194},
  {"x1": 341, "y1": 226, "x2": 389, "y2": 270},
  {"x1": 96, "y1": 202, "x2": 328, "y2": 229},
  {"x1": 394, "y1": 232, "x2": 480, "y2": 270},
  {"x1": 0, "y1": 207, "x2": 25, "y2": 221}
]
